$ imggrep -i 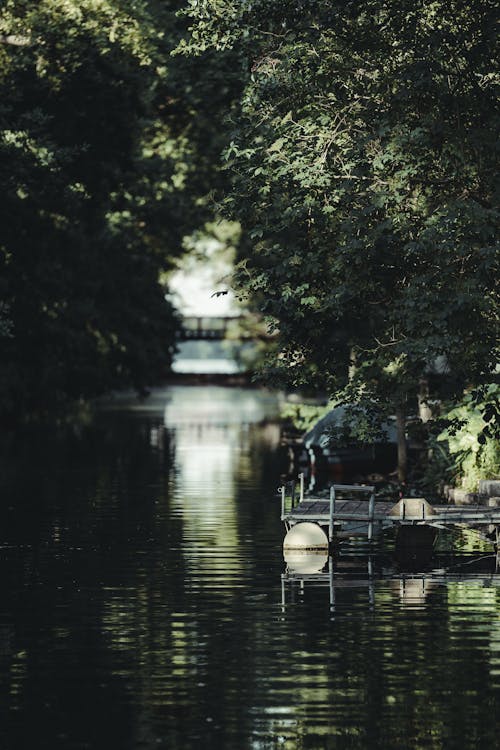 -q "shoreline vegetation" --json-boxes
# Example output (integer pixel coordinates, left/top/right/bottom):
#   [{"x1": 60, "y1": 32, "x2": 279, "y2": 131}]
[
  {"x1": 4, "y1": 372, "x2": 497, "y2": 504},
  {"x1": 0, "y1": 2, "x2": 498, "y2": 497}
]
